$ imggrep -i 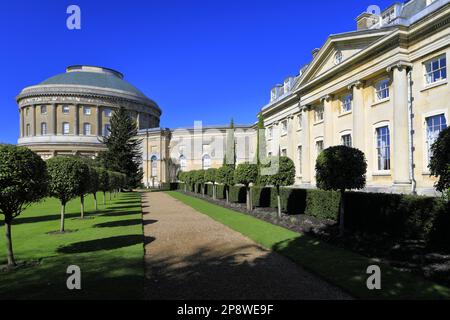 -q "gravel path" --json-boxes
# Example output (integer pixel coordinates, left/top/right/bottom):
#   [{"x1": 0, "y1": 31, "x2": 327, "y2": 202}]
[{"x1": 142, "y1": 192, "x2": 351, "y2": 300}]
